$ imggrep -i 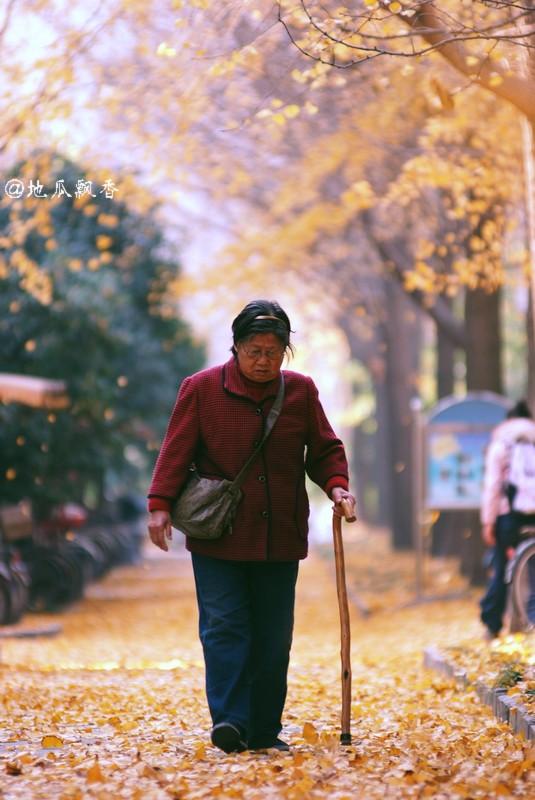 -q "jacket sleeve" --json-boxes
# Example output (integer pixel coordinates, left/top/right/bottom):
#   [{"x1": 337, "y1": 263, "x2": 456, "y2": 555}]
[
  {"x1": 480, "y1": 439, "x2": 506, "y2": 526},
  {"x1": 303, "y1": 376, "x2": 349, "y2": 494},
  {"x1": 147, "y1": 376, "x2": 200, "y2": 509}
]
